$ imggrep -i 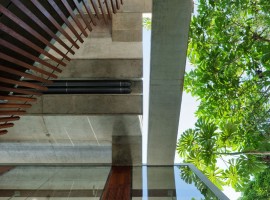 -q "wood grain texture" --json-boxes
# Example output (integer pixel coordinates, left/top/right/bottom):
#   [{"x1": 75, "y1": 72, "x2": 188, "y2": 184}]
[{"x1": 101, "y1": 166, "x2": 131, "y2": 200}]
